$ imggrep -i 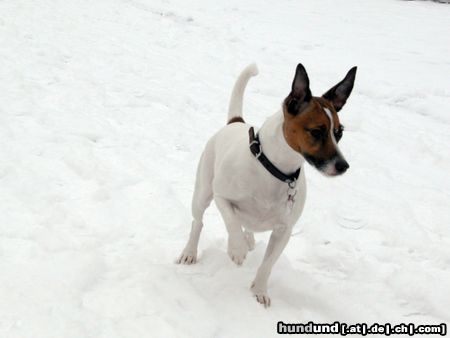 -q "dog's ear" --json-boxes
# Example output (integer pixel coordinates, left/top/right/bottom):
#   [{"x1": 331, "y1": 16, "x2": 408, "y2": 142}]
[
  {"x1": 286, "y1": 63, "x2": 312, "y2": 115},
  {"x1": 322, "y1": 67, "x2": 357, "y2": 112}
]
